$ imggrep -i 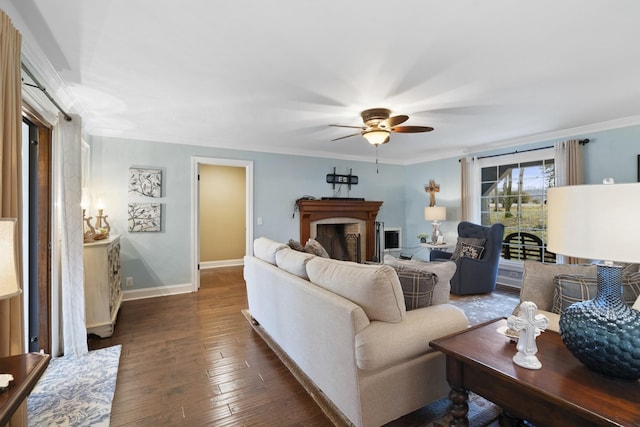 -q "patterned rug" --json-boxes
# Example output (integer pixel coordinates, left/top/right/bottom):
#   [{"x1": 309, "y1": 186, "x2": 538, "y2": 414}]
[
  {"x1": 27, "y1": 345, "x2": 121, "y2": 427},
  {"x1": 449, "y1": 287, "x2": 520, "y2": 326}
]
